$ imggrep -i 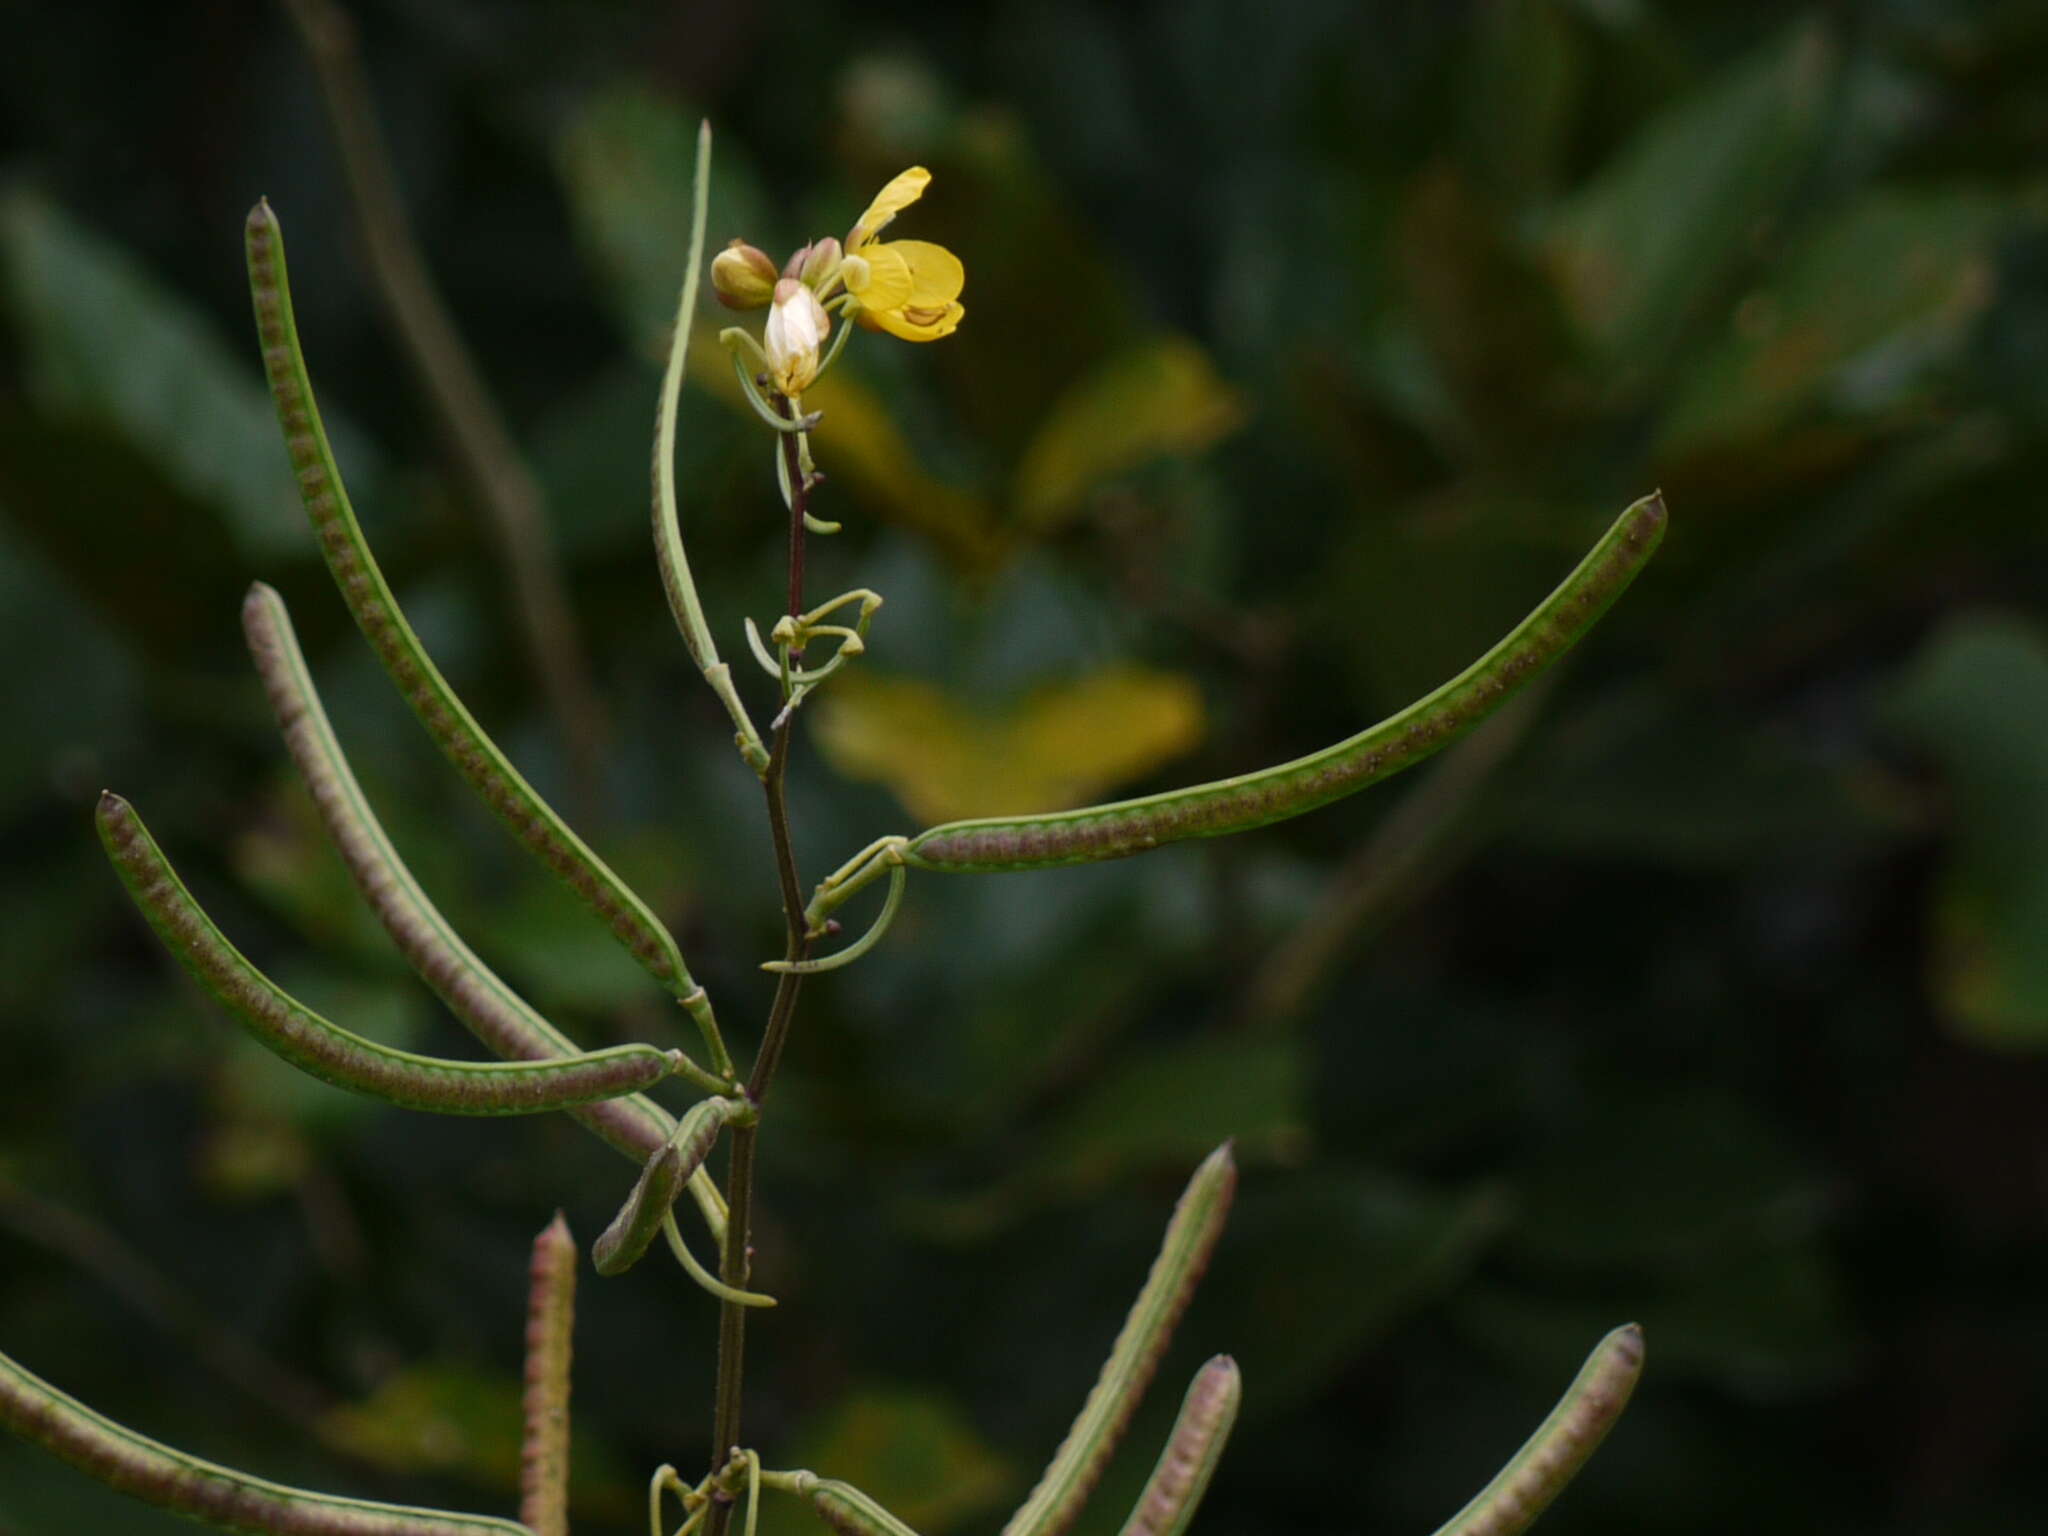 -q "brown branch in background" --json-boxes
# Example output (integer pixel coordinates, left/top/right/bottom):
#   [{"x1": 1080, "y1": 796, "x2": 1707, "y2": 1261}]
[
  {"x1": 281, "y1": 0, "x2": 608, "y2": 818},
  {"x1": 1232, "y1": 683, "x2": 1549, "y2": 1031}
]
